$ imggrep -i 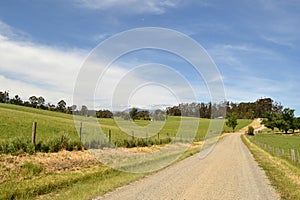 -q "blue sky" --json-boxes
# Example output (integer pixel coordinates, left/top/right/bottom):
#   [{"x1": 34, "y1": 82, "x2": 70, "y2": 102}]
[{"x1": 0, "y1": 0, "x2": 299, "y2": 115}]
